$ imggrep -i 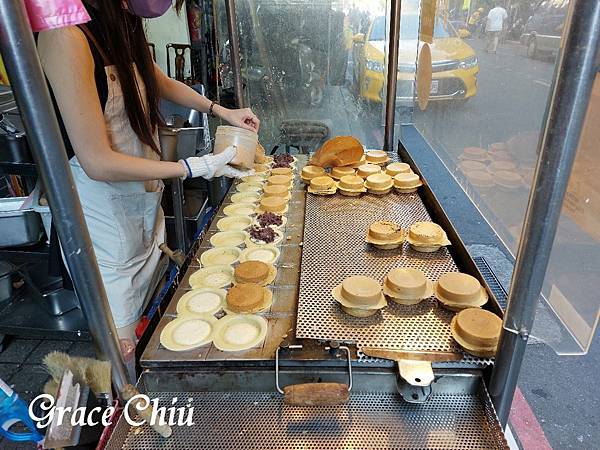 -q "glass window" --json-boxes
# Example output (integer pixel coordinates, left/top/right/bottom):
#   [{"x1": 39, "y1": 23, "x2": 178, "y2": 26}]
[
  {"x1": 406, "y1": 0, "x2": 599, "y2": 353},
  {"x1": 411, "y1": 1, "x2": 566, "y2": 254},
  {"x1": 214, "y1": 1, "x2": 391, "y2": 151},
  {"x1": 526, "y1": 72, "x2": 600, "y2": 354}
]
